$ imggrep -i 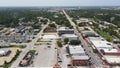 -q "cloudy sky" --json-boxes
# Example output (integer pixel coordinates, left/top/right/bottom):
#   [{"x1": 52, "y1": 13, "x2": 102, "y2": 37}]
[{"x1": 0, "y1": 0, "x2": 120, "y2": 7}]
